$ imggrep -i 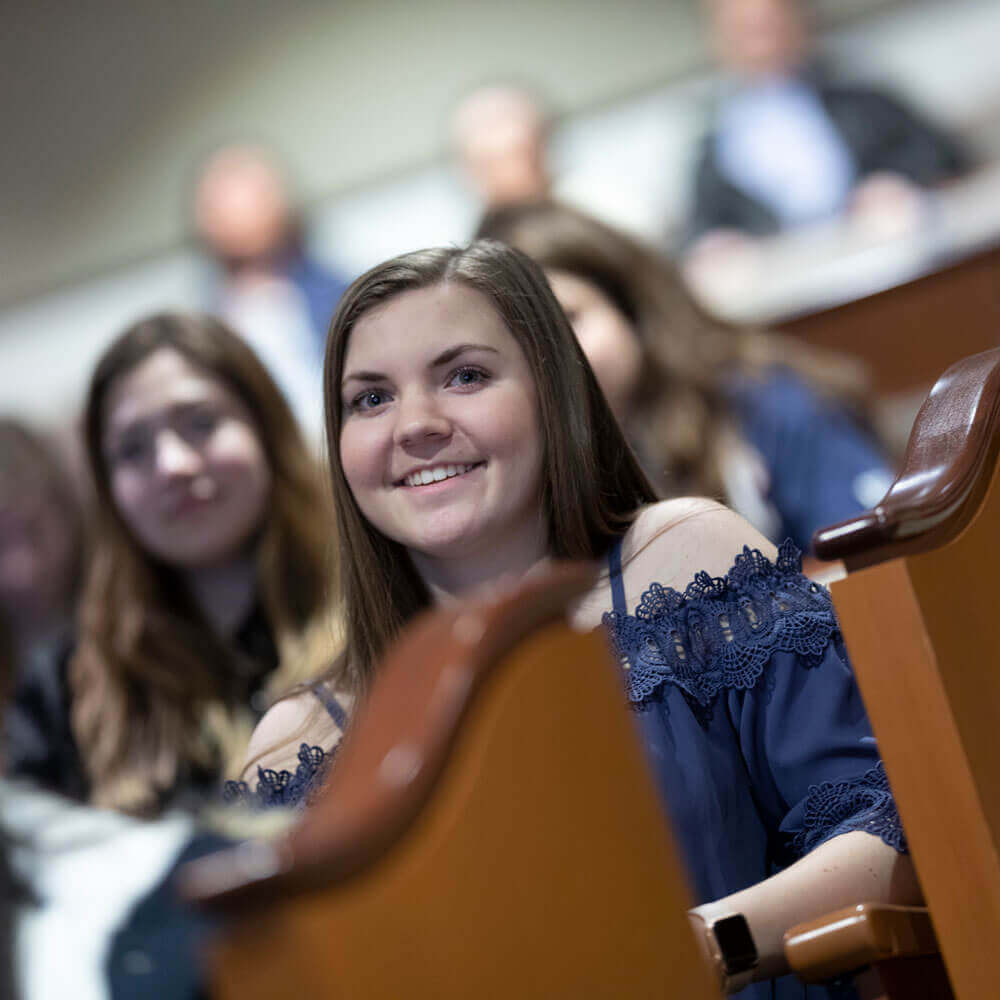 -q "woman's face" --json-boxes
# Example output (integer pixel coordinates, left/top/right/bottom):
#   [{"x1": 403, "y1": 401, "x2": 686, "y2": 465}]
[
  {"x1": 338, "y1": 282, "x2": 545, "y2": 566},
  {"x1": 102, "y1": 348, "x2": 272, "y2": 570},
  {"x1": 543, "y1": 269, "x2": 642, "y2": 419}
]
